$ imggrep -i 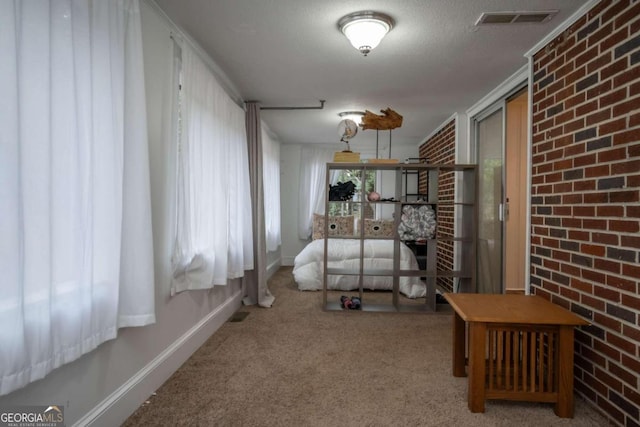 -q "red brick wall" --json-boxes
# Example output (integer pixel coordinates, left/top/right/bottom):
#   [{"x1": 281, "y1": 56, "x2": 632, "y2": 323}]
[
  {"x1": 419, "y1": 119, "x2": 456, "y2": 292},
  {"x1": 530, "y1": 1, "x2": 640, "y2": 425}
]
